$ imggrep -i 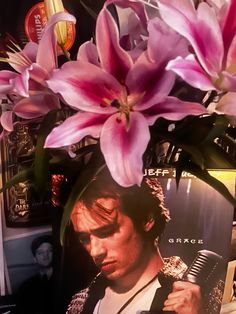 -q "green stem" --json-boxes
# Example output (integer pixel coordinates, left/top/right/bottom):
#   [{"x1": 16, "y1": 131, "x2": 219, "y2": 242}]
[{"x1": 60, "y1": 44, "x2": 71, "y2": 61}]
